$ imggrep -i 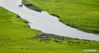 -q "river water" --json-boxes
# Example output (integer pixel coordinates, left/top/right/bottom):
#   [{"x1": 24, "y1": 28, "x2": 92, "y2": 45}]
[{"x1": 0, "y1": 0, "x2": 99, "y2": 41}]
